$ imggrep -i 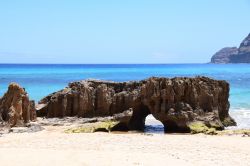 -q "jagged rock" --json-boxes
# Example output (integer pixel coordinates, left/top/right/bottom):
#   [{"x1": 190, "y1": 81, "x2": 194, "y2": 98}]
[
  {"x1": 37, "y1": 77, "x2": 236, "y2": 133},
  {"x1": 0, "y1": 83, "x2": 36, "y2": 127},
  {"x1": 211, "y1": 33, "x2": 250, "y2": 63}
]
